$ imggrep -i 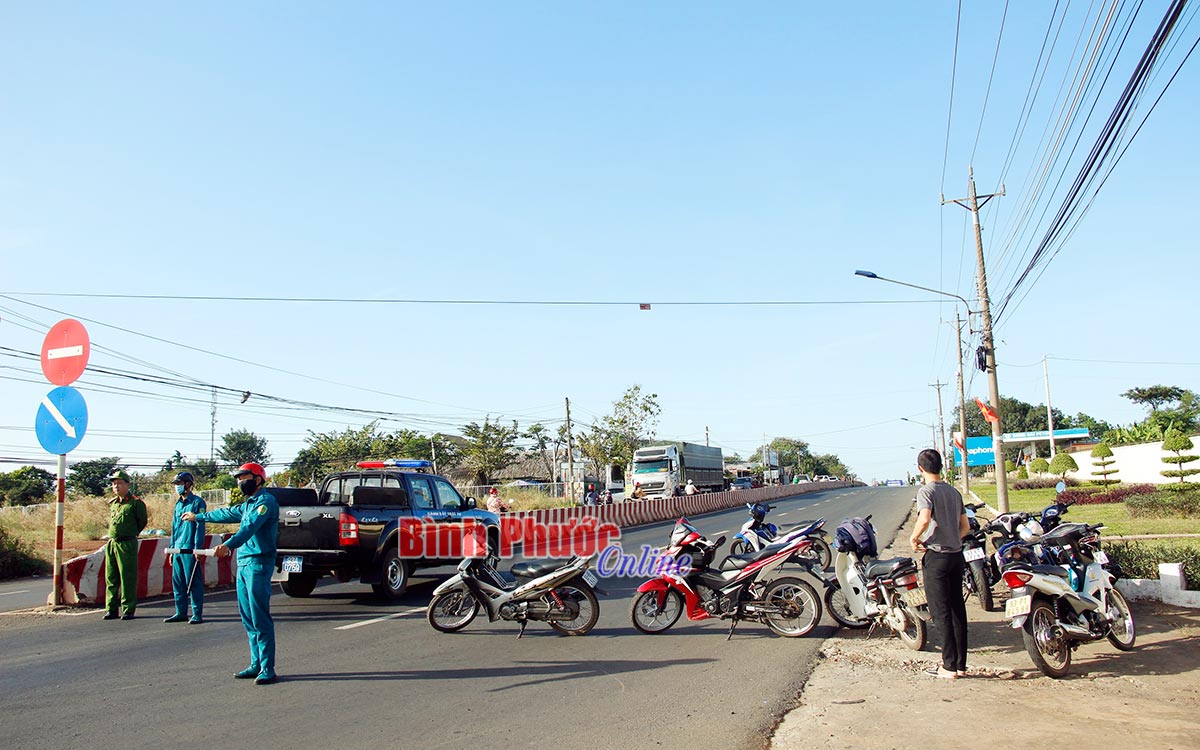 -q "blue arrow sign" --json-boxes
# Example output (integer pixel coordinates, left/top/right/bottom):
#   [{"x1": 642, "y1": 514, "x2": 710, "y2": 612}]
[{"x1": 35, "y1": 386, "x2": 88, "y2": 454}]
